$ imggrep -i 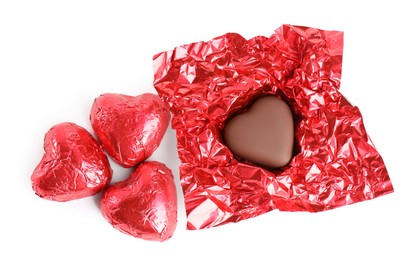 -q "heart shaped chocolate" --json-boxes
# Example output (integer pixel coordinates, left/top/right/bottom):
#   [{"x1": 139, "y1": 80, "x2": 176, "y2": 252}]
[
  {"x1": 31, "y1": 122, "x2": 112, "y2": 201},
  {"x1": 224, "y1": 96, "x2": 294, "y2": 168},
  {"x1": 100, "y1": 161, "x2": 177, "y2": 242},
  {"x1": 90, "y1": 93, "x2": 170, "y2": 167}
]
